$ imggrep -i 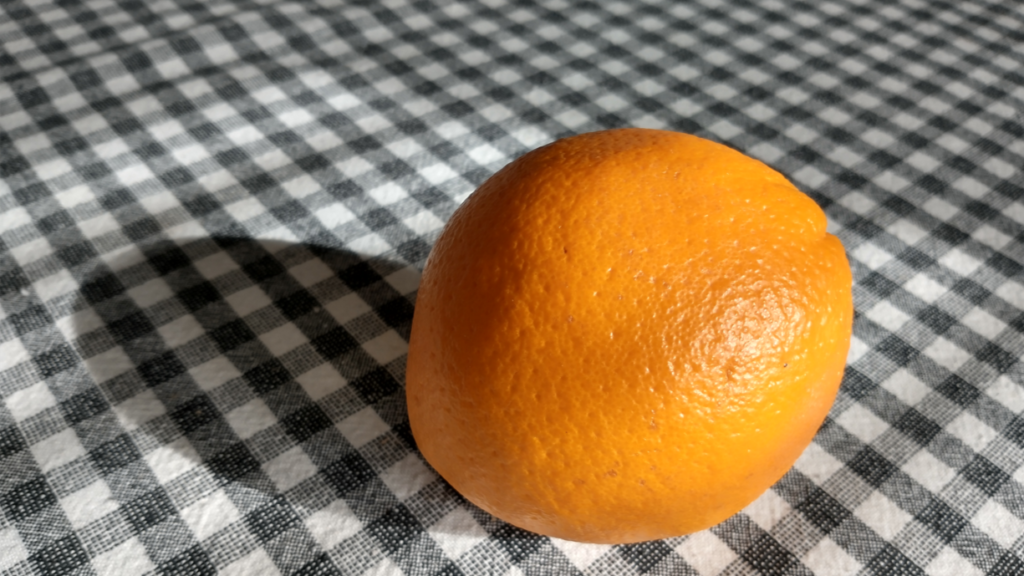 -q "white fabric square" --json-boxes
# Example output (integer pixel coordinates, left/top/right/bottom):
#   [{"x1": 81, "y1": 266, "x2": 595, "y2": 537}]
[
  {"x1": 316, "y1": 204, "x2": 357, "y2": 228},
  {"x1": 193, "y1": 251, "x2": 239, "y2": 280},
  {"x1": 676, "y1": 530, "x2": 738, "y2": 576},
  {"x1": 325, "y1": 292, "x2": 371, "y2": 324},
  {"x1": 802, "y1": 537, "x2": 861, "y2": 576},
  {"x1": 938, "y1": 249, "x2": 982, "y2": 277},
  {"x1": 289, "y1": 258, "x2": 333, "y2": 288},
  {"x1": 61, "y1": 479, "x2": 119, "y2": 529},
  {"x1": 145, "y1": 436, "x2": 201, "y2": 484},
  {"x1": 189, "y1": 356, "x2": 242, "y2": 391},
  {"x1": 946, "y1": 412, "x2": 997, "y2": 452},
  {"x1": 836, "y1": 404, "x2": 890, "y2": 444},
  {"x1": 31, "y1": 428, "x2": 87, "y2": 472},
  {"x1": 34, "y1": 268, "x2": 79, "y2": 301},
  {"x1": 112, "y1": 389, "x2": 166, "y2": 432},
  {"x1": 886, "y1": 220, "x2": 928, "y2": 246},
  {"x1": 180, "y1": 489, "x2": 241, "y2": 541},
  {"x1": 743, "y1": 488, "x2": 792, "y2": 532},
  {"x1": 348, "y1": 232, "x2": 391, "y2": 256},
  {"x1": 55, "y1": 185, "x2": 94, "y2": 208},
  {"x1": 367, "y1": 183, "x2": 408, "y2": 205},
  {"x1": 882, "y1": 369, "x2": 930, "y2": 406},
  {"x1": 986, "y1": 376, "x2": 1024, "y2": 413},
  {"x1": 226, "y1": 285, "x2": 272, "y2": 317},
  {"x1": 225, "y1": 197, "x2": 267, "y2": 221},
  {"x1": 904, "y1": 274, "x2": 947, "y2": 303},
  {"x1": 220, "y1": 548, "x2": 281, "y2": 576},
  {"x1": 0, "y1": 527, "x2": 28, "y2": 571},
  {"x1": 384, "y1": 268, "x2": 420, "y2": 295},
  {"x1": 282, "y1": 174, "x2": 320, "y2": 199},
  {"x1": 157, "y1": 314, "x2": 205, "y2": 348},
  {"x1": 973, "y1": 500, "x2": 1024, "y2": 548},
  {"x1": 83, "y1": 346, "x2": 134, "y2": 384},
  {"x1": 362, "y1": 331, "x2": 407, "y2": 365},
  {"x1": 263, "y1": 445, "x2": 318, "y2": 493},
  {"x1": 0, "y1": 338, "x2": 30, "y2": 372},
  {"x1": 995, "y1": 281, "x2": 1024, "y2": 310},
  {"x1": 793, "y1": 442, "x2": 845, "y2": 484},
  {"x1": 6, "y1": 381, "x2": 57, "y2": 422},
  {"x1": 959, "y1": 308, "x2": 1006, "y2": 340},
  {"x1": 428, "y1": 506, "x2": 489, "y2": 560},
  {"x1": 225, "y1": 398, "x2": 277, "y2": 440},
  {"x1": 922, "y1": 337, "x2": 972, "y2": 372},
  {"x1": 79, "y1": 213, "x2": 120, "y2": 239},
  {"x1": 306, "y1": 499, "x2": 363, "y2": 551},
  {"x1": 380, "y1": 453, "x2": 436, "y2": 500},
  {"x1": 128, "y1": 277, "x2": 175, "y2": 308},
  {"x1": 403, "y1": 211, "x2": 445, "y2": 236},
  {"x1": 337, "y1": 406, "x2": 389, "y2": 448},
  {"x1": 8, "y1": 231, "x2": 41, "y2": 269},
  {"x1": 854, "y1": 491, "x2": 912, "y2": 540},
  {"x1": 903, "y1": 450, "x2": 956, "y2": 493},
  {"x1": 865, "y1": 301, "x2": 909, "y2": 332},
  {"x1": 925, "y1": 547, "x2": 984, "y2": 576},
  {"x1": 296, "y1": 364, "x2": 345, "y2": 401},
  {"x1": 259, "y1": 322, "x2": 309, "y2": 356},
  {"x1": 91, "y1": 537, "x2": 155, "y2": 576}
]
